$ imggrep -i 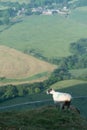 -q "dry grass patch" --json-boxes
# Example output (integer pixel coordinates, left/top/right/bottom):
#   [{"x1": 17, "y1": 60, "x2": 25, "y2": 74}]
[{"x1": 0, "y1": 45, "x2": 56, "y2": 79}]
